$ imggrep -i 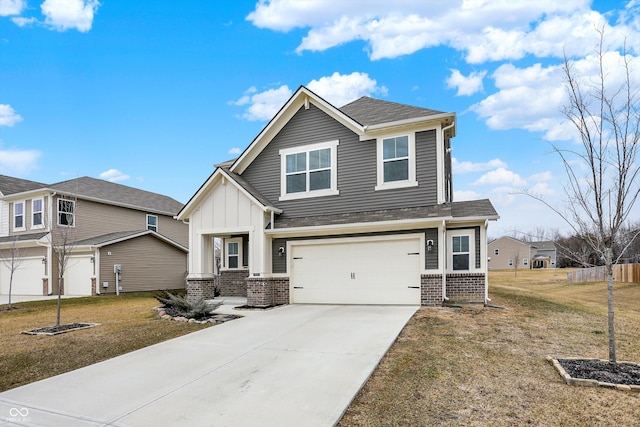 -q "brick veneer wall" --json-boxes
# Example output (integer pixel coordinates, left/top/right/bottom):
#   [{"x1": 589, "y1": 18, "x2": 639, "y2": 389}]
[
  {"x1": 42, "y1": 278, "x2": 48, "y2": 296},
  {"x1": 421, "y1": 274, "x2": 443, "y2": 306},
  {"x1": 445, "y1": 273, "x2": 485, "y2": 303},
  {"x1": 185, "y1": 278, "x2": 218, "y2": 303},
  {"x1": 246, "y1": 277, "x2": 290, "y2": 307},
  {"x1": 219, "y1": 269, "x2": 249, "y2": 297}
]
